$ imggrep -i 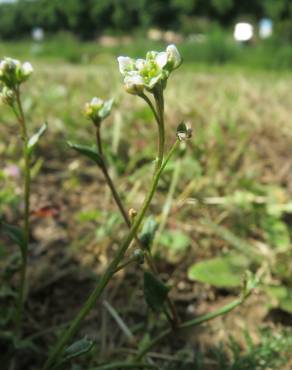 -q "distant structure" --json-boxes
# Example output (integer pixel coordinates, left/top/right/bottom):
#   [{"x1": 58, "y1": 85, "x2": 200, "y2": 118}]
[
  {"x1": 233, "y1": 22, "x2": 254, "y2": 42},
  {"x1": 32, "y1": 27, "x2": 44, "y2": 42},
  {"x1": 259, "y1": 18, "x2": 273, "y2": 39}
]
